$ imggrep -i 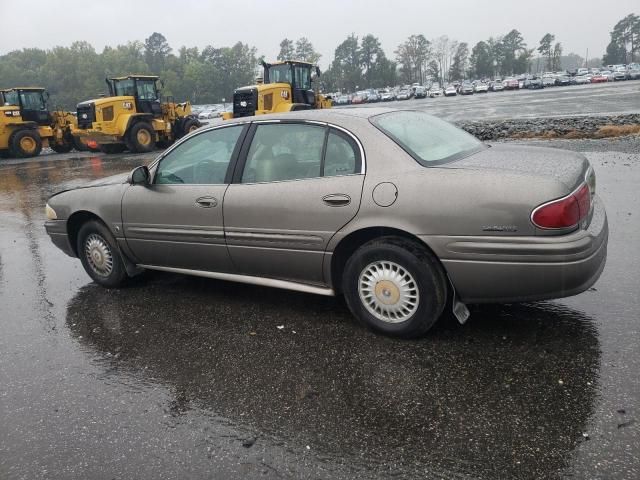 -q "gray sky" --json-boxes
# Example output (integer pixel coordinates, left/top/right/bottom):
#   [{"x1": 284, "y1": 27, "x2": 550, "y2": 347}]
[{"x1": 3, "y1": 0, "x2": 637, "y2": 67}]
